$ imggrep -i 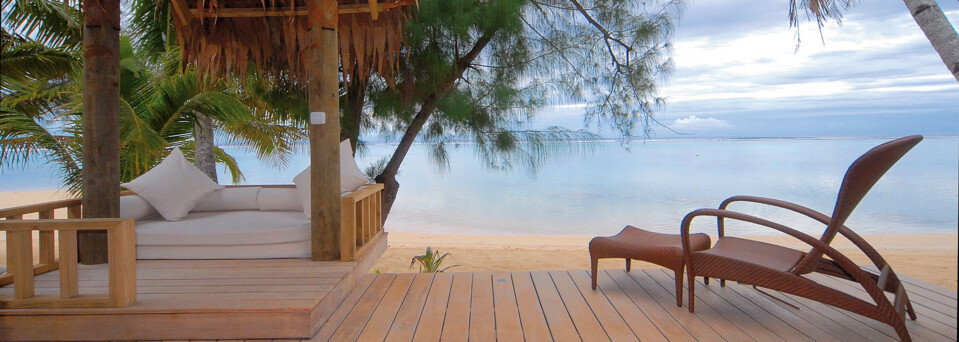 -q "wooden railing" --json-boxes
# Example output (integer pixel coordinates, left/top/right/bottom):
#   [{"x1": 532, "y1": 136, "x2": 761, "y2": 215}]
[
  {"x1": 0, "y1": 183, "x2": 381, "y2": 307},
  {"x1": 340, "y1": 183, "x2": 385, "y2": 261},
  {"x1": 0, "y1": 218, "x2": 136, "y2": 309},
  {"x1": 0, "y1": 198, "x2": 83, "y2": 288}
]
